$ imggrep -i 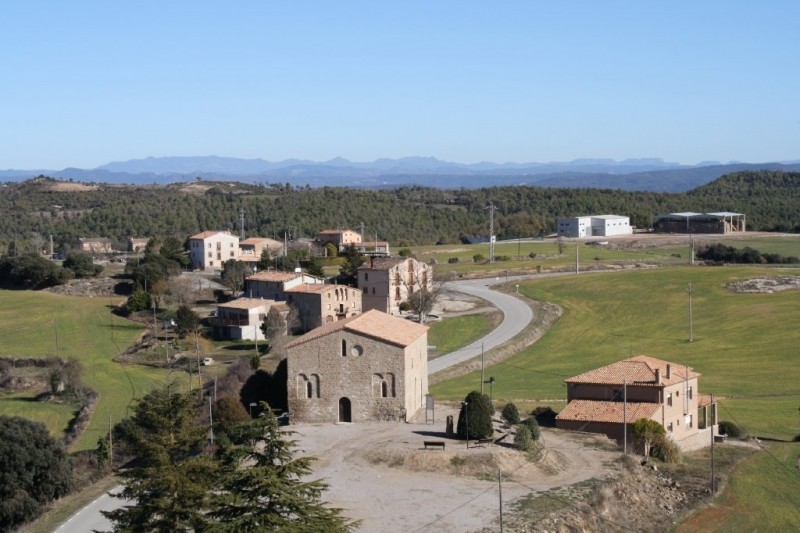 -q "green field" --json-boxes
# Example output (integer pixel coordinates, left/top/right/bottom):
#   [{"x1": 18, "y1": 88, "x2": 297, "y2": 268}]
[
  {"x1": 427, "y1": 314, "x2": 496, "y2": 357},
  {"x1": 431, "y1": 265, "x2": 800, "y2": 440},
  {"x1": 0, "y1": 291, "x2": 168, "y2": 451}
]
